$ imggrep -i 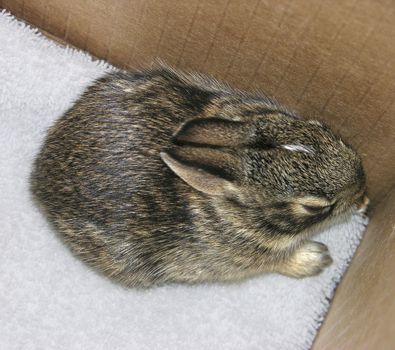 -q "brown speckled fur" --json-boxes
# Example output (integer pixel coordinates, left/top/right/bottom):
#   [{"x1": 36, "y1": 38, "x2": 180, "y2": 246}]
[{"x1": 31, "y1": 65, "x2": 367, "y2": 287}]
